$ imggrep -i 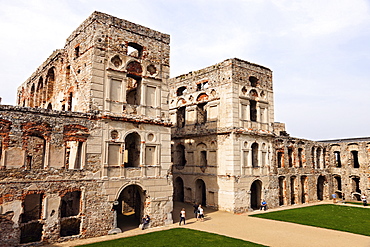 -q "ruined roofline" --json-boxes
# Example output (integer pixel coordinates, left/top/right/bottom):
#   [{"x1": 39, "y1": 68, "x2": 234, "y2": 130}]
[
  {"x1": 65, "y1": 11, "x2": 170, "y2": 46},
  {"x1": 0, "y1": 105, "x2": 172, "y2": 126},
  {"x1": 171, "y1": 58, "x2": 271, "y2": 81},
  {"x1": 318, "y1": 136, "x2": 370, "y2": 143},
  {"x1": 17, "y1": 49, "x2": 63, "y2": 92}
]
